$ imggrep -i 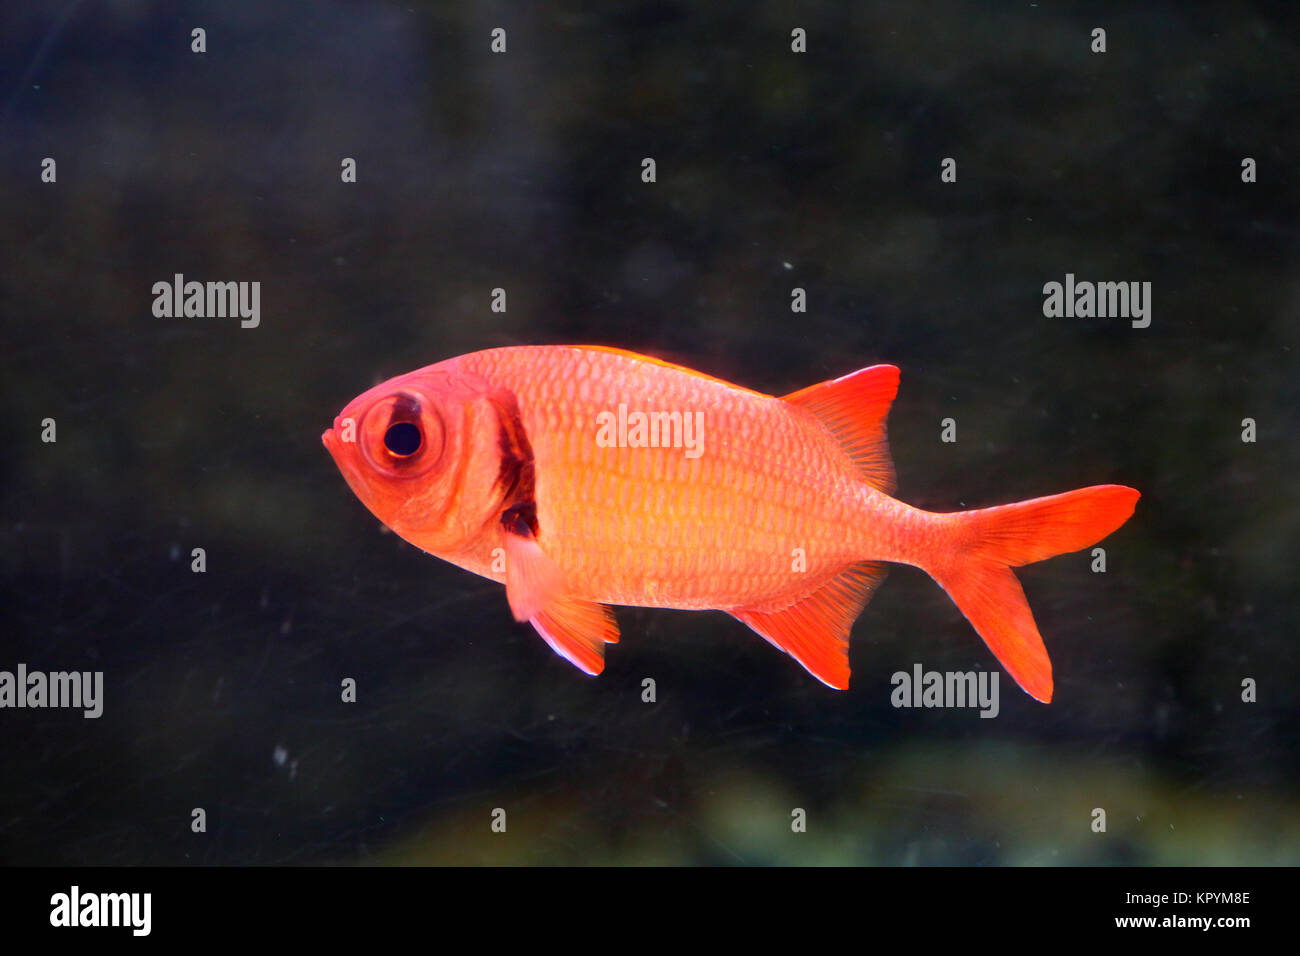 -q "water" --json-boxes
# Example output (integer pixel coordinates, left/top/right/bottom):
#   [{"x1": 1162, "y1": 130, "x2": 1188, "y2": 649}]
[{"x1": 1, "y1": 0, "x2": 1296, "y2": 865}]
